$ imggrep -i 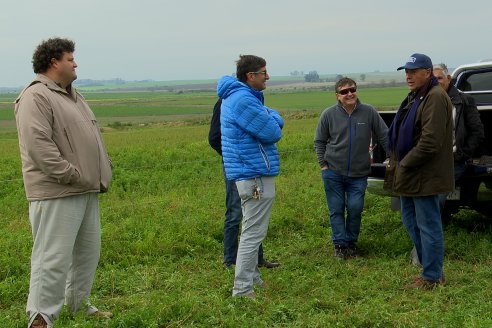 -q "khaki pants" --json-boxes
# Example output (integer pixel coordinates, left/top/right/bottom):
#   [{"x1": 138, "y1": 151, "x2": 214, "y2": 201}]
[
  {"x1": 27, "y1": 193, "x2": 101, "y2": 327},
  {"x1": 233, "y1": 177, "x2": 275, "y2": 296}
]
